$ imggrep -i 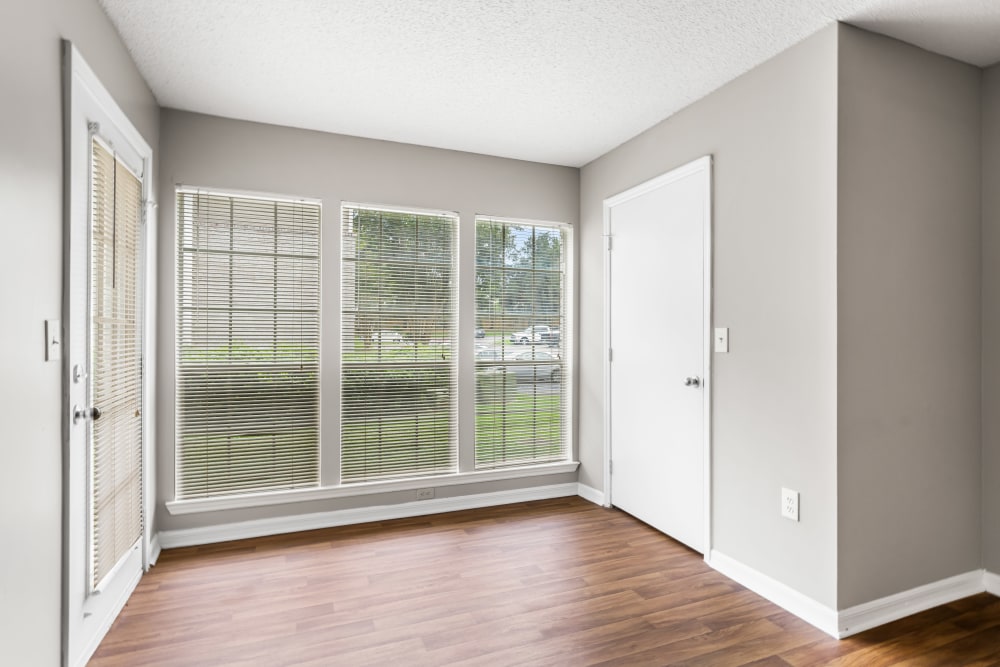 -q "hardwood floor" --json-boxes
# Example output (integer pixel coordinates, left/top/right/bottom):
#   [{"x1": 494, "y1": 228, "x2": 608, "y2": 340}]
[{"x1": 91, "y1": 497, "x2": 1000, "y2": 666}]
